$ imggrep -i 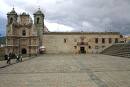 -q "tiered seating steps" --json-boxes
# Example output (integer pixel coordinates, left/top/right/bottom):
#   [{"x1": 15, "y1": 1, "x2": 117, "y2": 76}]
[{"x1": 101, "y1": 43, "x2": 130, "y2": 58}]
